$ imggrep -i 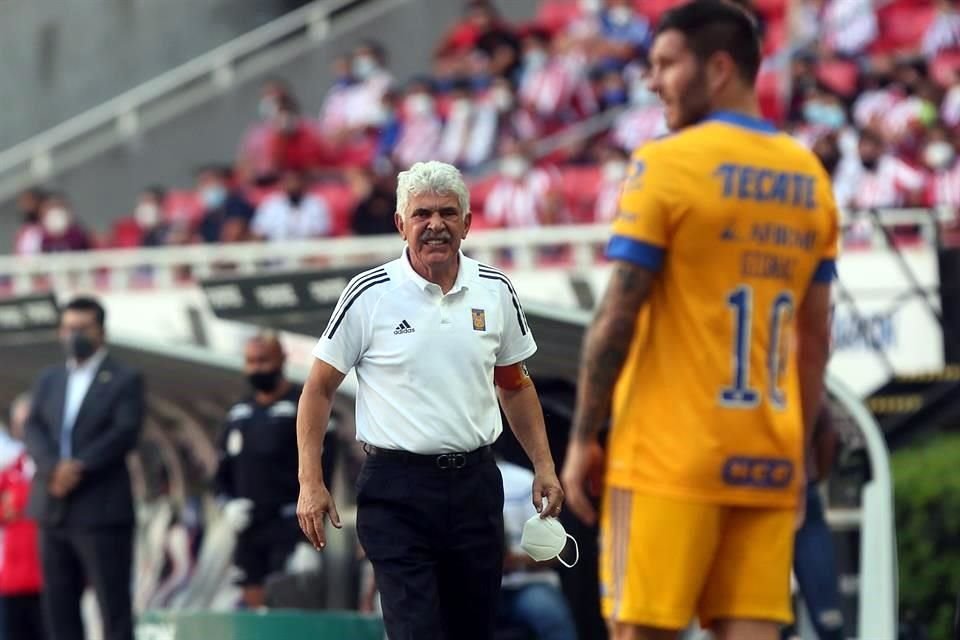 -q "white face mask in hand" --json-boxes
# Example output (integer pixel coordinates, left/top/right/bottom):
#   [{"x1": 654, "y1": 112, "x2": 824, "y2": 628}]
[{"x1": 520, "y1": 513, "x2": 579, "y2": 568}]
